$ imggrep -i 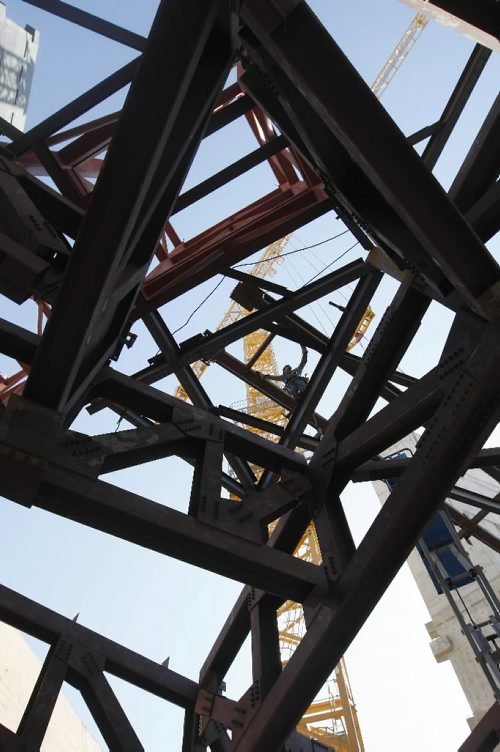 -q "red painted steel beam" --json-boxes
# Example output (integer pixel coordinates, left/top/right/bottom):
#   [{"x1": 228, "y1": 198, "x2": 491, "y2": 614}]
[{"x1": 138, "y1": 181, "x2": 331, "y2": 314}]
